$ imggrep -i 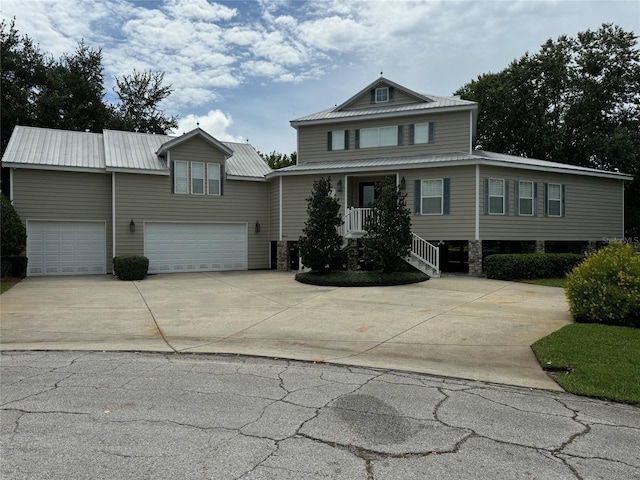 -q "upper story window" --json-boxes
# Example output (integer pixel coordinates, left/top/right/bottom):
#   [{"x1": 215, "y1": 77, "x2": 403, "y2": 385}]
[
  {"x1": 358, "y1": 126, "x2": 399, "y2": 148},
  {"x1": 173, "y1": 160, "x2": 222, "y2": 196},
  {"x1": 375, "y1": 87, "x2": 389, "y2": 103},
  {"x1": 518, "y1": 181, "x2": 534, "y2": 216},
  {"x1": 327, "y1": 130, "x2": 348, "y2": 151},
  {"x1": 410, "y1": 123, "x2": 435, "y2": 144},
  {"x1": 488, "y1": 178, "x2": 505, "y2": 215}
]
